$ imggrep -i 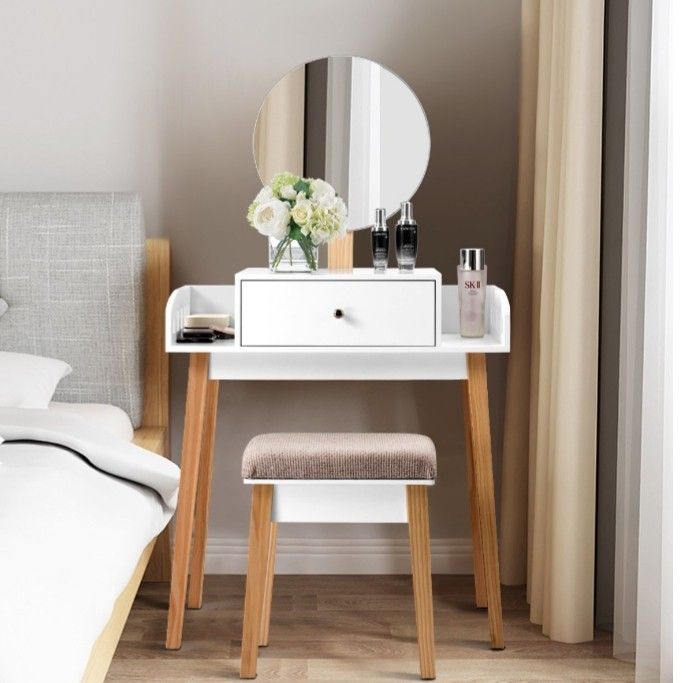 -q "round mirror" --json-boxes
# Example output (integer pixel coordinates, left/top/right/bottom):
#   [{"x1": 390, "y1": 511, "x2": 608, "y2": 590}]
[{"x1": 253, "y1": 56, "x2": 430, "y2": 231}]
